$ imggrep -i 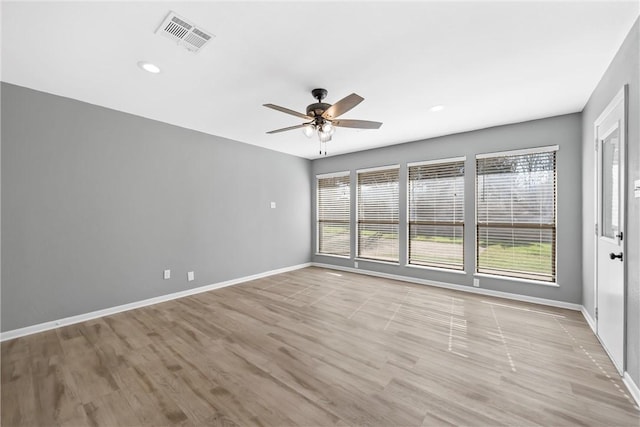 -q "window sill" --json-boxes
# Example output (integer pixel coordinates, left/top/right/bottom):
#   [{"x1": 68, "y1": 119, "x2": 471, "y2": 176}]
[
  {"x1": 474, "y1": 273, "x2": 559, "y2": 287},
  {"x1": 315, "y1": 253, "x2": 351, "y2": 260},
  {"x1": 405, "y1": 264, "x2": 467, "y2": 275},
  {"x1": 355, "y1": 258, "x2": 400, "y2": 266}
]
